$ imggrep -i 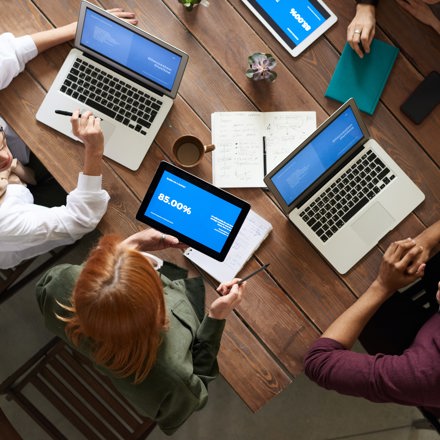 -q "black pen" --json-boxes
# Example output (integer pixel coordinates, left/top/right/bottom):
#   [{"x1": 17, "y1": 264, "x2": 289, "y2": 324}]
[
  {"x1": 263, "y1": 135, "x2": 267, "y2": 176},
  {"x1": 237, "y1": 263, "x2": 270, "y2": 285},
  {"x1": 55, "y1": 110, "x2": 102, "y2": 120}
]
